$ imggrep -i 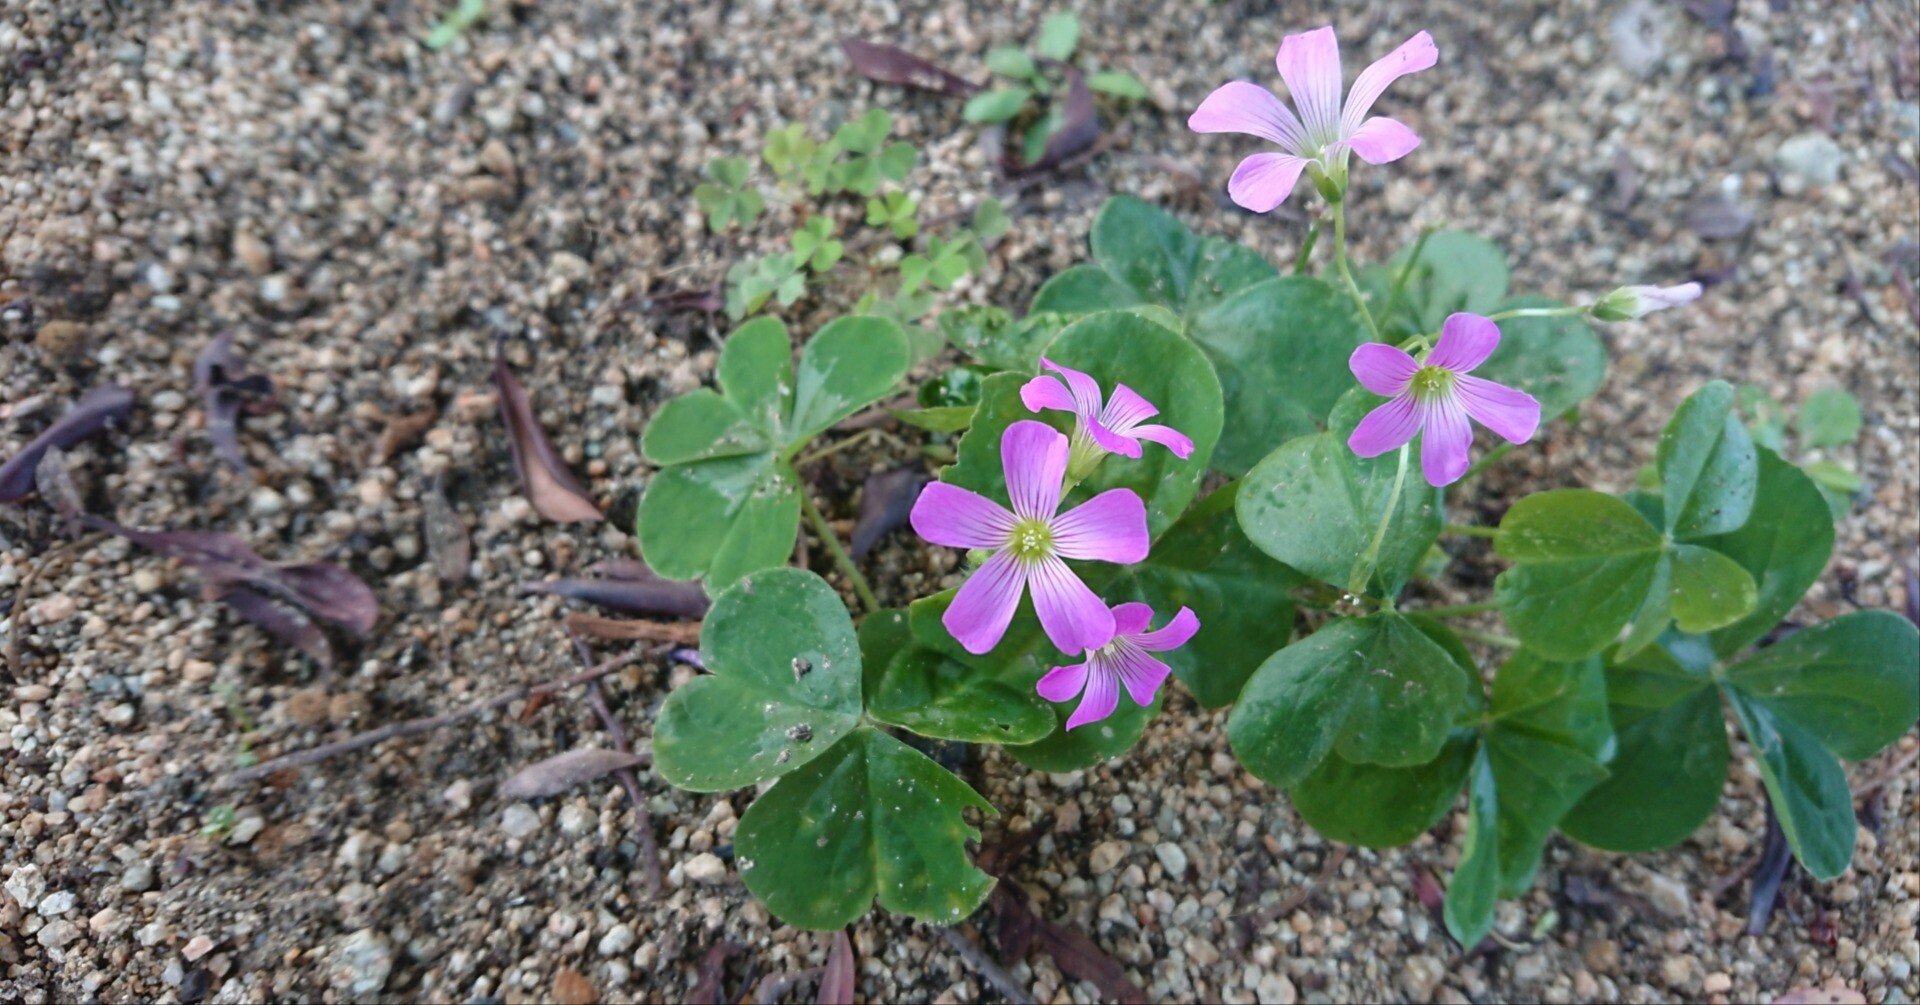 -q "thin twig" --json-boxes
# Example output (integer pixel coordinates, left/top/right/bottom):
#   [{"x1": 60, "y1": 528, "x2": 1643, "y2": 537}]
[
  {"x1": 1239, "y1": 845, "x2": 1348, "y2": 930},
  {"x1": 226, "y1": 653, "x2": 637, "y2": 785},
  {"x1": 6, "y1": 532, "x2": 103, "y2": 681},
  {"x1": 563, "y1": 612, "x2": 703, "y2": 646},
  {"x1": 571, "y1": 632, "x2": 664, "y2": 893},
  {"x1": 1856, "y1": 746, "x2": 1919, "y2": 802},
  {"x1": 935, "y1": 926, "x2": 1035, "y2": 1005}
]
